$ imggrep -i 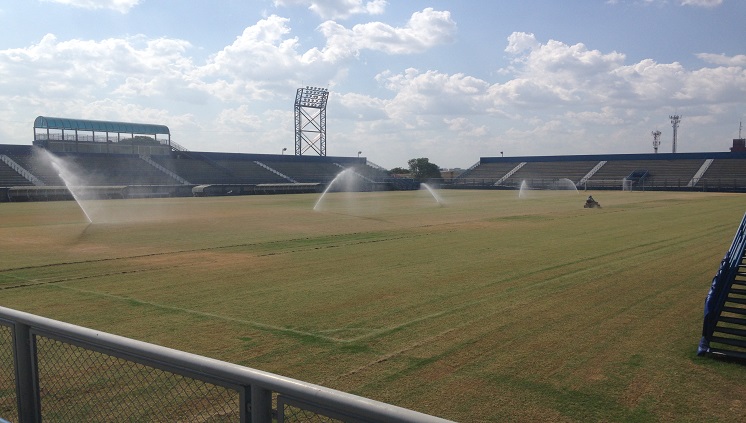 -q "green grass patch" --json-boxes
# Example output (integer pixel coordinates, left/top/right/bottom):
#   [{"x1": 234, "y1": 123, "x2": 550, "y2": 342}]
[{"x1": 2, "y1": 190, "x2": 746, "y2": 422}]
